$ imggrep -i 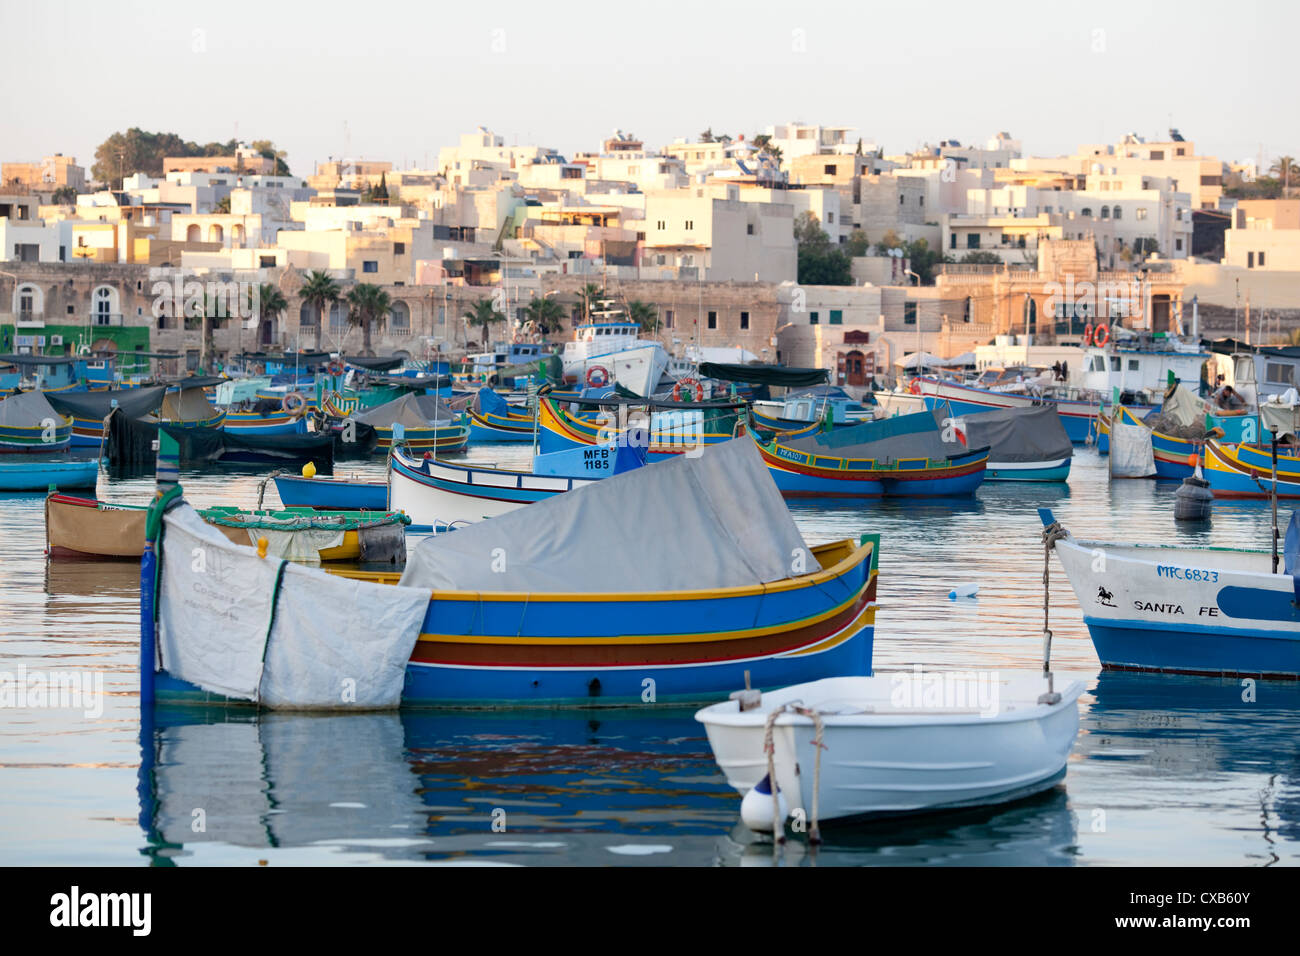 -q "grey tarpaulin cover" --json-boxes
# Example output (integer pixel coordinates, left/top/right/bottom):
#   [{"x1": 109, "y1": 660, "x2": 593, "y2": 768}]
[
  {"x1": 1110, "y1": 422, "x2": 1156, "y2": 478},
  {"x1": 960, "y1": 405, "x2": 1073, "y2": 463},
  {"x1": 0, "y1": 389, "x2": 64, "y2": 427},
  {"x1": 399, "y1": 436, "x2": 820, "y2": 593},
  {"x1": 1261, "y1": 400, "x2": 1300, "y2": 441},
  {"x1": 349, "y1": 393, "x2": 455, "y2": 427},
  {"x1": 780, "y1": 408, "x2": 968, "y2": 463}
]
